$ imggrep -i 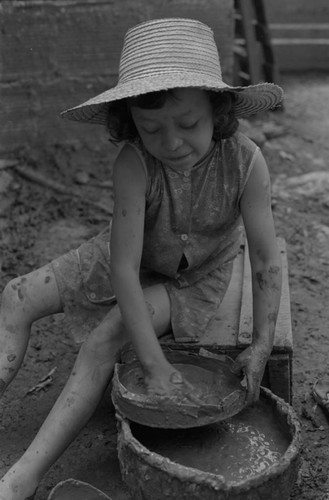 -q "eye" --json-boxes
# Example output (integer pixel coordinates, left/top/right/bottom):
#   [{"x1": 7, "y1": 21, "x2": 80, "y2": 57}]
[
  {"x1": 180, "y1": 121, "x2": 198, "y2": 130},
  {"x1": 142, "y1": 127, "x2": 160, "y2": 135}
]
